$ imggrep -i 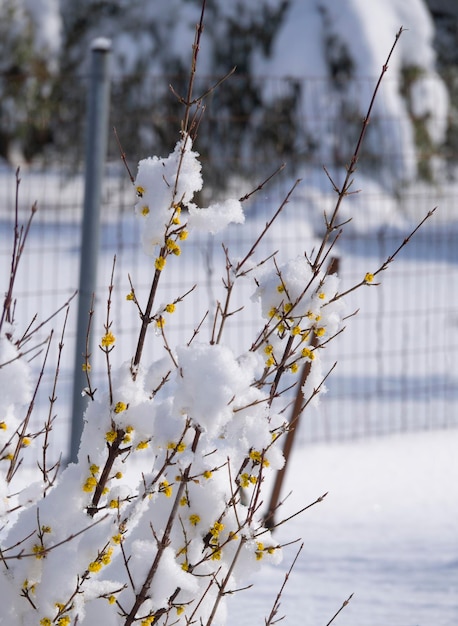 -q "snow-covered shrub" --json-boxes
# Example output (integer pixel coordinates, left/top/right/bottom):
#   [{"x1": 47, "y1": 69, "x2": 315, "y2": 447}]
[
  {"x1": 0, "y1": 14, "x2": 433, "y2": 626},
  {"x1": 0, "y1": 135, "x2": 348, "y2": 626}
]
